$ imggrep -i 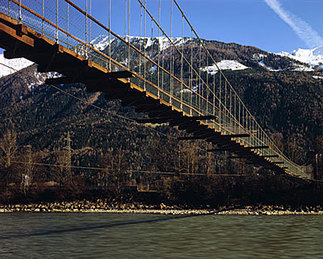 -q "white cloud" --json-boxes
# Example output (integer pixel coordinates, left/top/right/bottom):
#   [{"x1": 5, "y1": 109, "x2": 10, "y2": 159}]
[{"x1": 264, "y1": 0, "x2": 323, "y2": 48}]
